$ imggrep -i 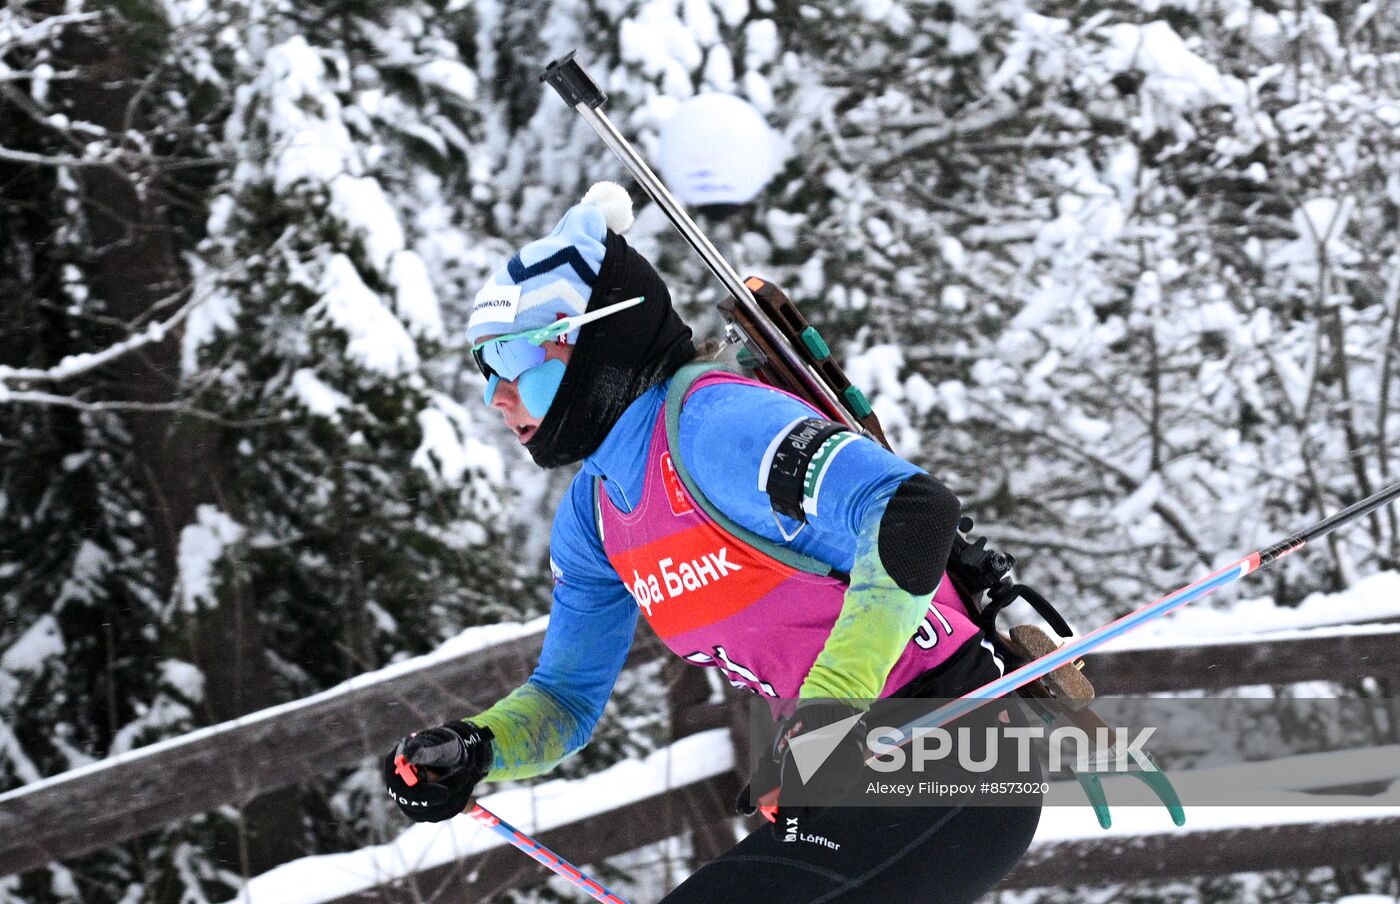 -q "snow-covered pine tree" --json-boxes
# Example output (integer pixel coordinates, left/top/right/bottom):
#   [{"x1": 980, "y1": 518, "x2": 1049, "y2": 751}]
[
  {"x1": 184, "y1": 0, "x2": 530, "y2": 880},
  {"x1": 2, "y1": 1, "x2": 523, "y2": 900},
  {"x1": 760, "y1": 0, "x2": 1398, "y2": 619},
  {"x1": 0, "y1": 2, "x2": 255, "y2": 899}
]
